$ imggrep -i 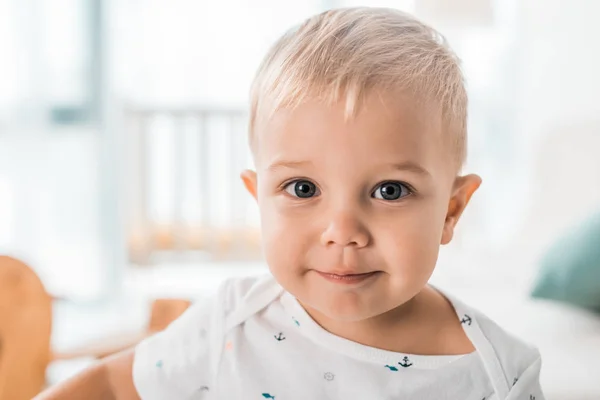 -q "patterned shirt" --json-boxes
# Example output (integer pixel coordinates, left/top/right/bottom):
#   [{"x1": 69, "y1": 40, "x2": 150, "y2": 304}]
[{"x1": 133, "y1": 274, "x2": 545, "y2": 399}]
